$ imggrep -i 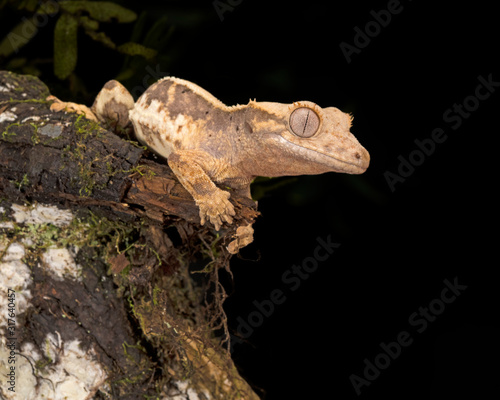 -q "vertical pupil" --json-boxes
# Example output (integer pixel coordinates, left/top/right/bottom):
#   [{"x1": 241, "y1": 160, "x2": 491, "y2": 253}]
[{"x1": 302, "y1": 110, "x2": 310, "y2": 134}]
